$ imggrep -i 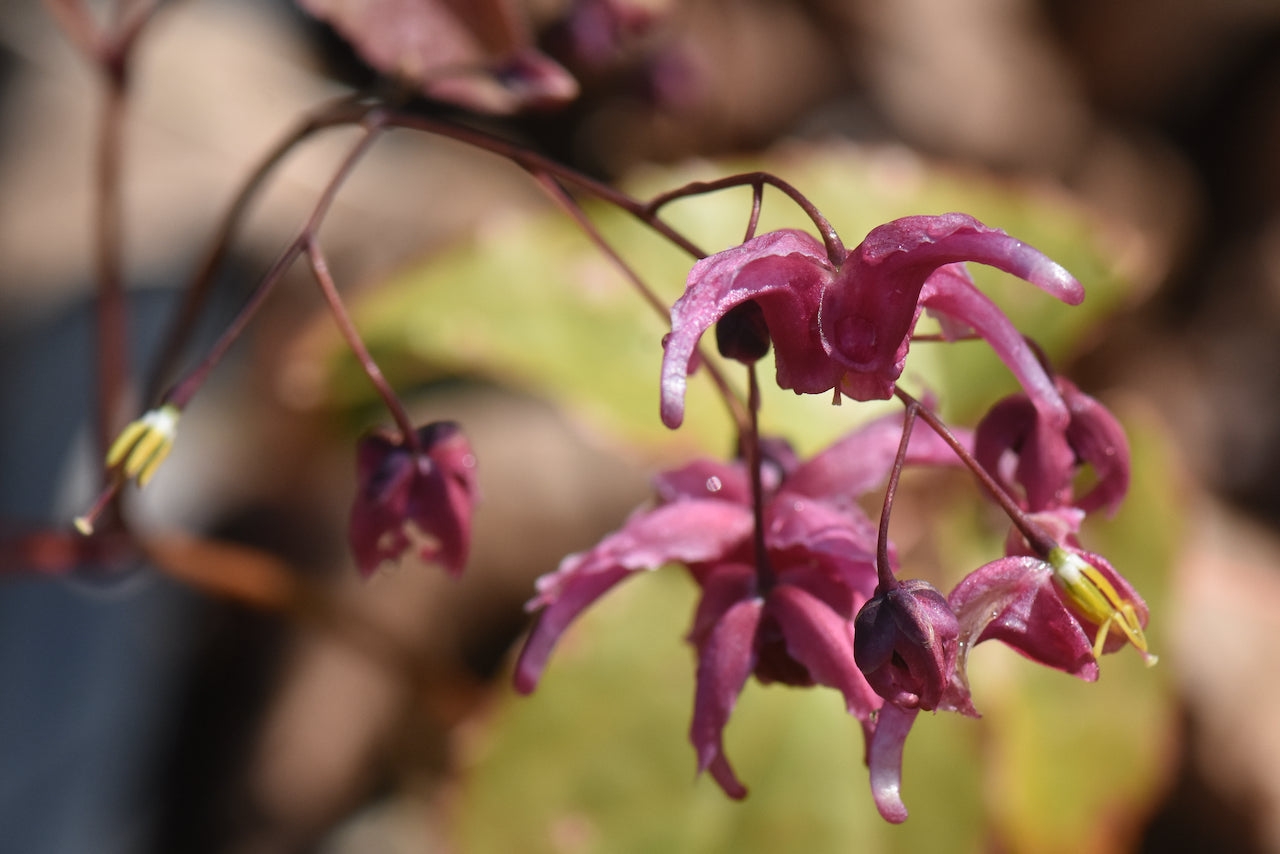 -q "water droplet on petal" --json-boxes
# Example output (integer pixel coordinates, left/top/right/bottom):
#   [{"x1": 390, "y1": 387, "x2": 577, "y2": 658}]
[{"x1": 705, "y1": 476, "x2": 722, "y2": 493}]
